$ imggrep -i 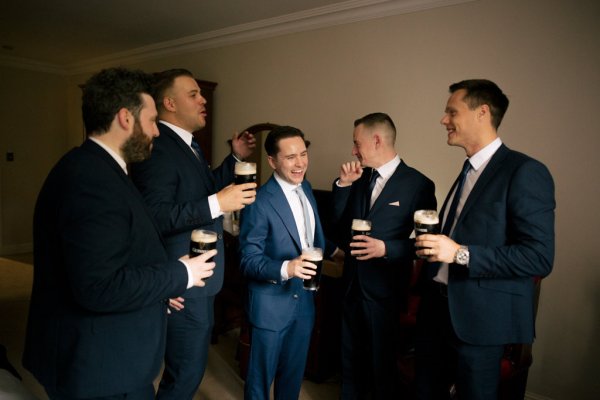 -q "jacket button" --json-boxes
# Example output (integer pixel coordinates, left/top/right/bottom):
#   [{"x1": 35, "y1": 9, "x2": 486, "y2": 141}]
[
  {"x1": 218, "y1": 234, "x2": 223, "y2": 240},
  {"x1": 293, "y1": 294, "x2": 299, "y2": 299}
]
